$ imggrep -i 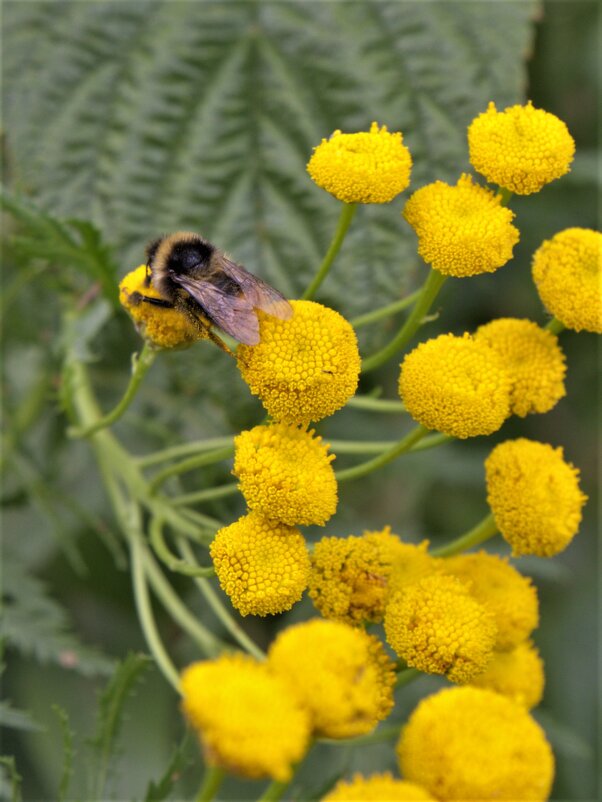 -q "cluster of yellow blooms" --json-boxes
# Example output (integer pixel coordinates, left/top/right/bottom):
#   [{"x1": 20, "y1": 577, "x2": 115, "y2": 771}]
[{"x1": 115, "y1": 99, "x2": 597, "y2": 800}]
